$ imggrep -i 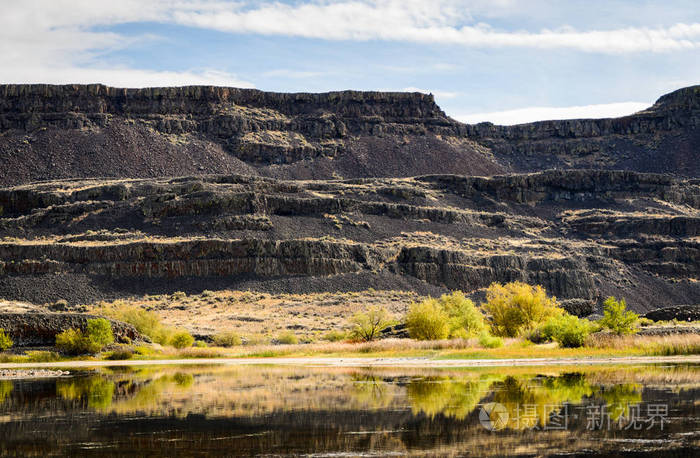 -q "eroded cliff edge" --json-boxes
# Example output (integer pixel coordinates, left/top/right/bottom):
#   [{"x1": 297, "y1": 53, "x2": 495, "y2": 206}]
[
  {"x1": 1, "y1": 169, "x2": 698, "y2": 313},
  {"x1": 0, "y1": 84, "x2": 698, "y2": 185}
]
